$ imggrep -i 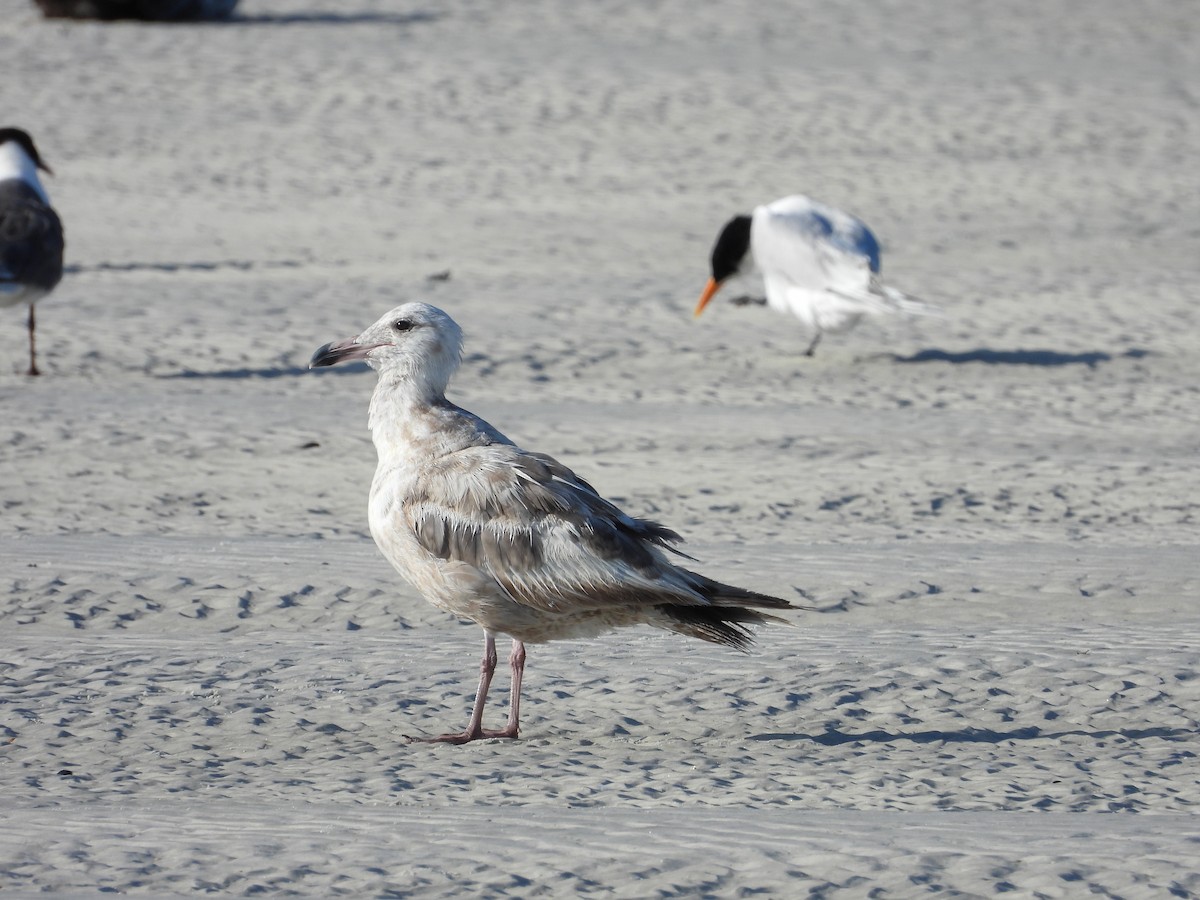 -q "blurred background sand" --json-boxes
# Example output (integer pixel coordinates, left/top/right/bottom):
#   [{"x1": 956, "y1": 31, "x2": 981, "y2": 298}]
[{"x1": 2, "y1": 0, "x2": 1198, "y2": 895}]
